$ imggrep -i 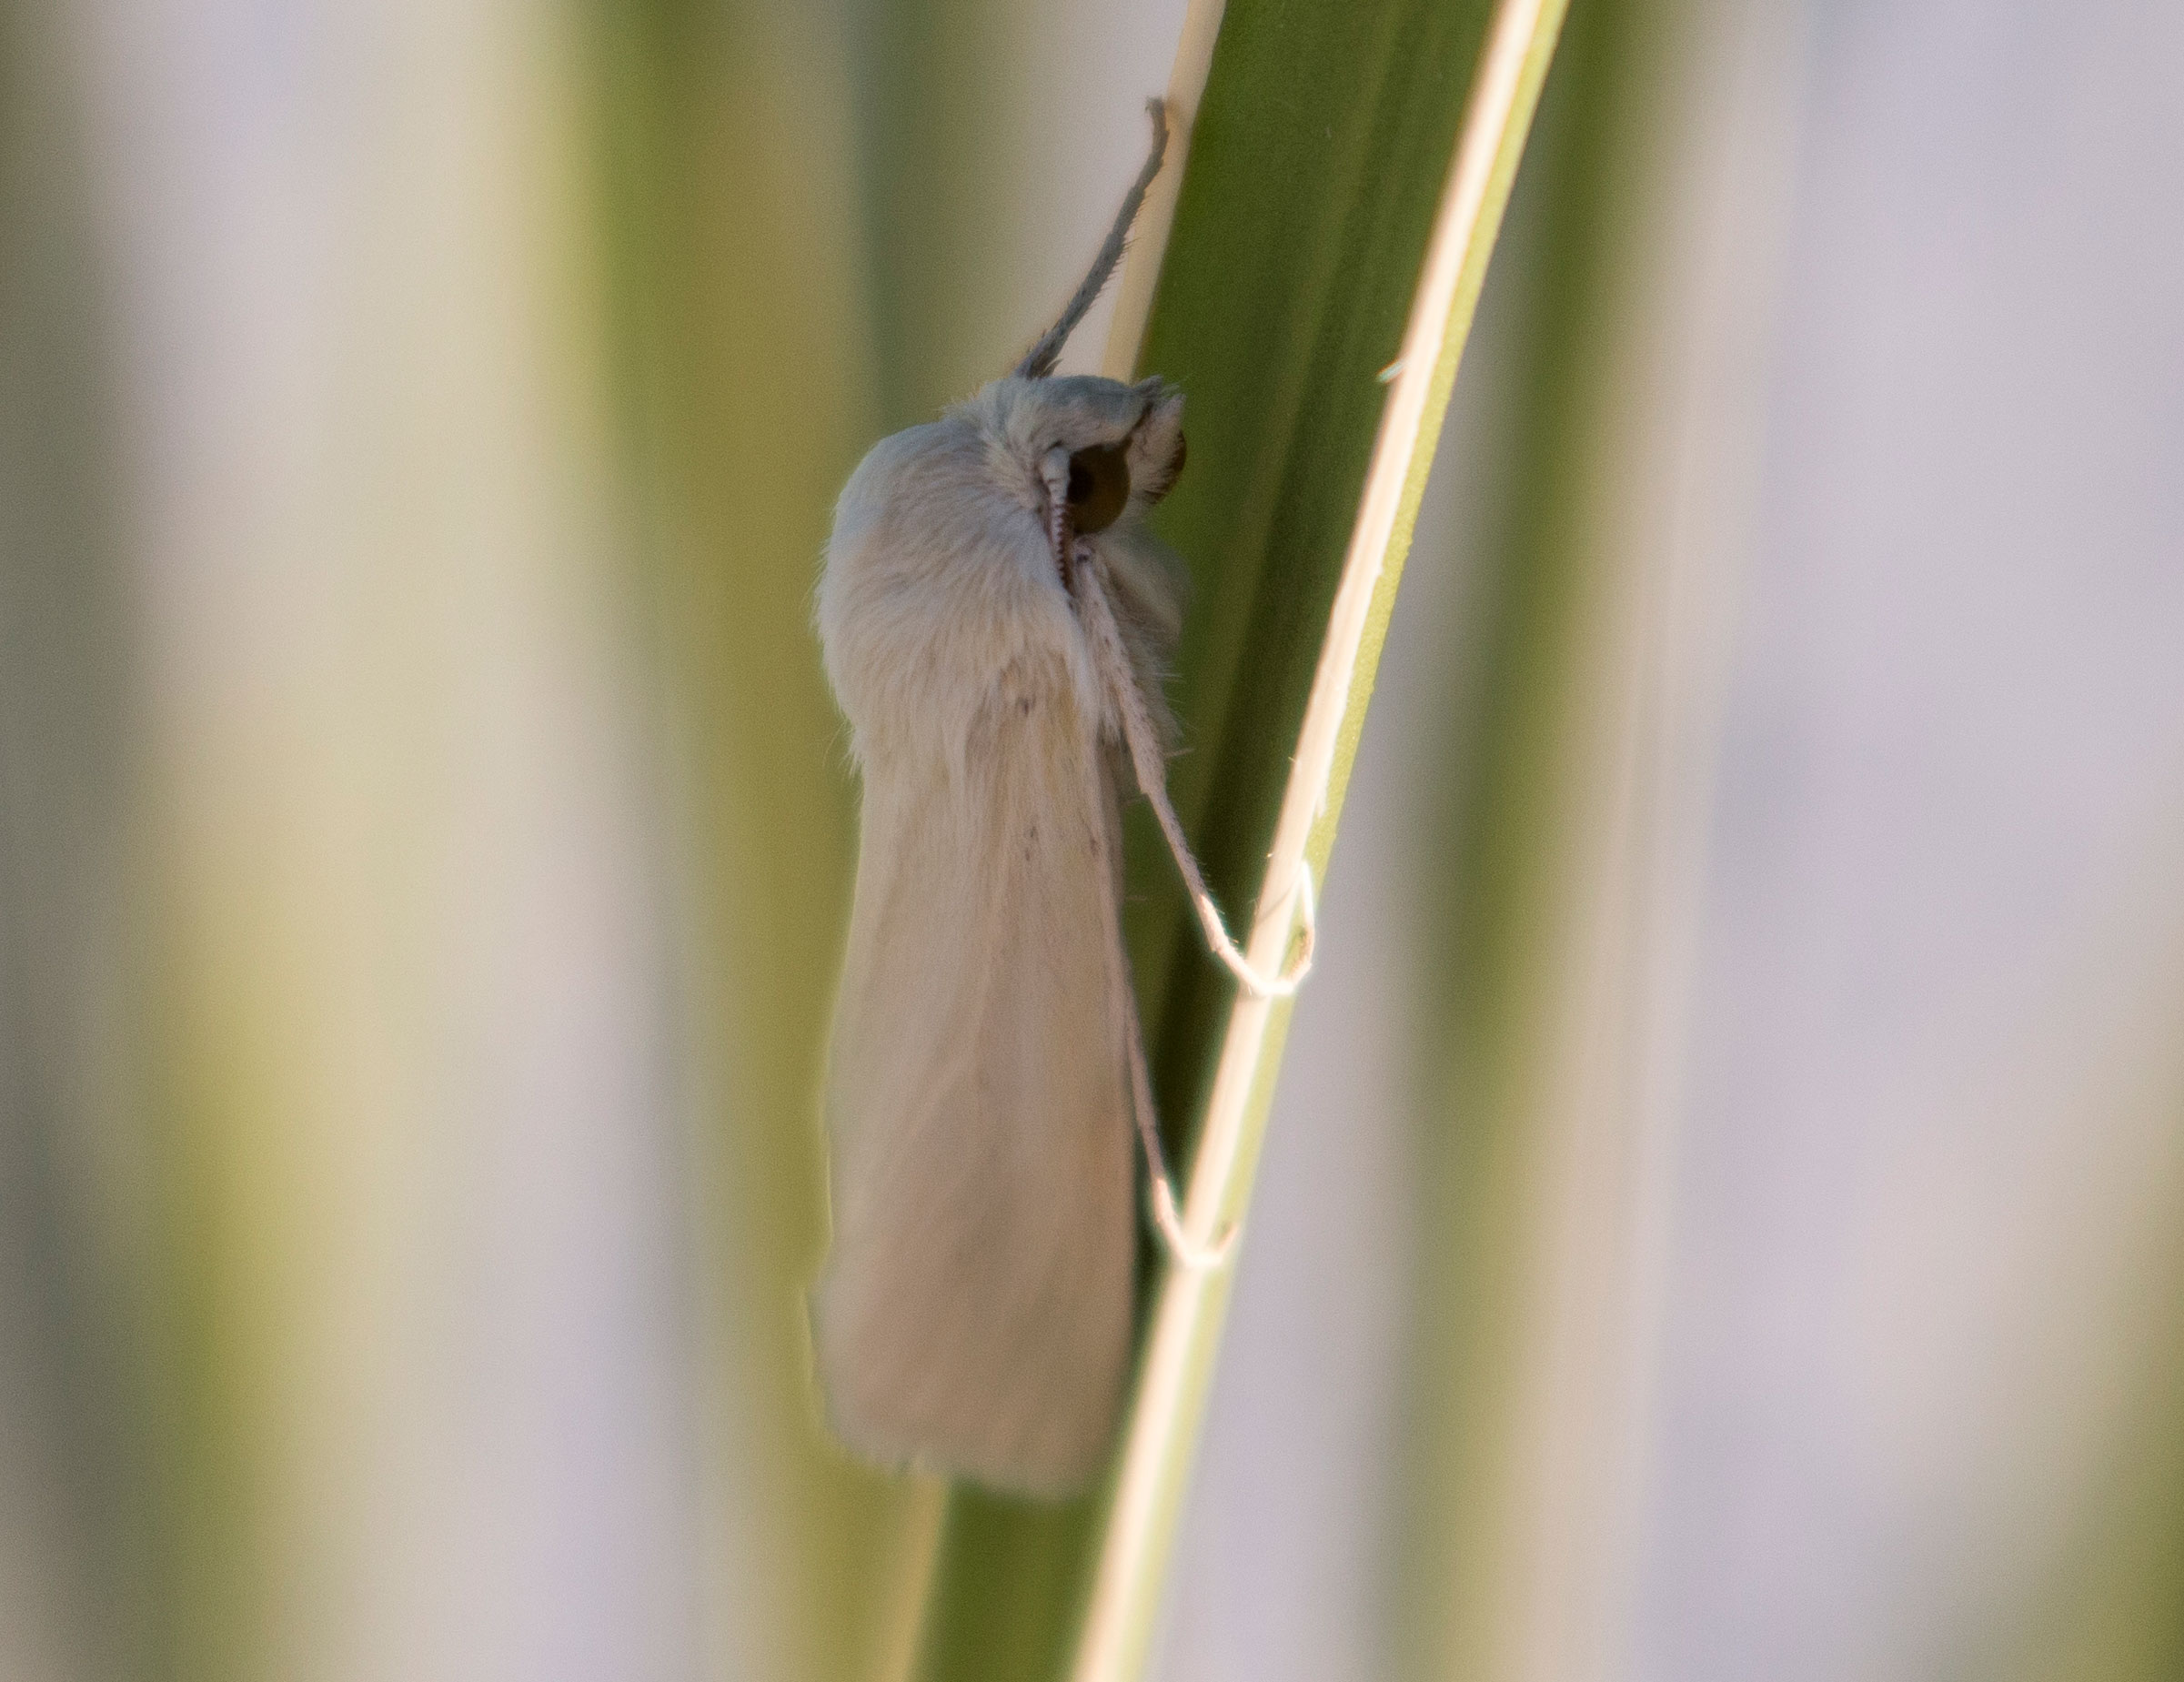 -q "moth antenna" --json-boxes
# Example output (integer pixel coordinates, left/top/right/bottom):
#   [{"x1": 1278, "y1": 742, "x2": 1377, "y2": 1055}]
[{"x1": 1014, "y1": 98, "x2": 1169, "y2": 379}]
